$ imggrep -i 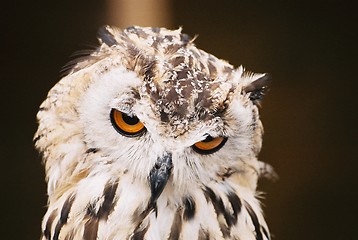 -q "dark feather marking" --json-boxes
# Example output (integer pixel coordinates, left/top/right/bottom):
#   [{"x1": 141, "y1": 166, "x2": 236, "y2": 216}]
[
  {"x1": 131, "y1": 89, "x2": 141, "y2": 100},
  {"x1": 165, "y1": 35, "x2": 173, "y2": 42},
  {"x1": 129, "y1": 27, "x2": 149, "y2": 39},
  {"x1": 204, "y1": 187, "x2": 237, "y2": 227},
  {"x1": 85, "y1": 148, "x2": 99, "y2": 154},
  {"x1": 243, "y1": 74, "x2": 271, "y2": 94},
  {"x1": 131, "y1": 202, "x2": 157, "y2": 239},
  {"x1": 82, "y1": 182, "x2": 118, "y2": 240},
  {"x1": 243, "y1": 74, "x2": 271, "y2": 102},
  {"x1": 86, "y1": 202, "x2": 97, "y2": 217},
  {"x1": 127, "y1": 46, "x2": 140, "y2": 65},
  {"x1": 227, "y1": 192, "x2": 242, "y2": 225},
  {"x1": 151, "y1": 27, "x2": 161, "y2": 33},
  {"x1": 53, "y1": 195, "x2": 75, "y2": 240},
  {"x1": 168, "y1": 208, "x2": 183, "y2": 240},
  {"x1": 203, "y1": 187, "x2": 230, "y2": 237},
  {"x1": 153, "y1": 203, "x2": 158, "y2": 217},
  {"x1": 83, "y1": 204, "x2": 98, "y2": 240},
  {"x1": 60, "y1": 197, "x2": 74, "y2": 222},
  {"x1": 33, "y1": 134, "x2": 43, "y2": 144},
  {"x1": 262, "y1": 226, "x2": 270, "y2": 240},
  {"x1": 144, "y1": 61, "x2": 156, "y2": 81},
  {"x1": 244, "y1": 201, "x2": 263, "y2": 240},
  {"x1": 217, "y1": 168, "x2": 235, "y2": 180},
  {"x1": 38, "y1": 107, "x2": 48, "y2": 112},
  {"x1": 219, "y1": 222, "x2": 230, "y2": 238},
  {"x1": 223, "y1": 66, "x2": 233, "y2": 74},
  {"x1": 180, "y1": 33, "x2": 192, "y2": 45},
  {"x1": 97, "y1": 182, "x2": 118, "y2": 220},
  {"x1": 44, "y1": 210, "x2": 57, "y2": 239},
  {"x1": 198, "y1": 228, "x2": 210, "y2": 240},
  {"x1": 170, "y1": 56, "x2": 185, "y2": 67},
  {"x1": 125, "y1": 26, "x2": 136, "y2": 32},
  {"x1": 83, "y1": 218, "x2": 99, "y2": 240},
  {"x1": 183, "y1": 196, "x2": 196, "y2": 221},
  {"x1": 97, "y1": 26, "x2": 118, "y2": 47},
  {"x1": 207, "y1": 60, "x2": 218, "y2": 78},
  {"x1": 160, "y1": 110, "x2": 169, "y2": 122},
  {"x1": 132, "y1": 223, "x2": 149, "y2": 240},
  {"x1": 60, "y1": 49, "x2": 97, "y2": 77},
  {"x1": 143, "y1": 61, "x2": 160, "y2": 103},
  {"x1": 132, "y1": 205, "x2": 152, "y2": 225}
]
